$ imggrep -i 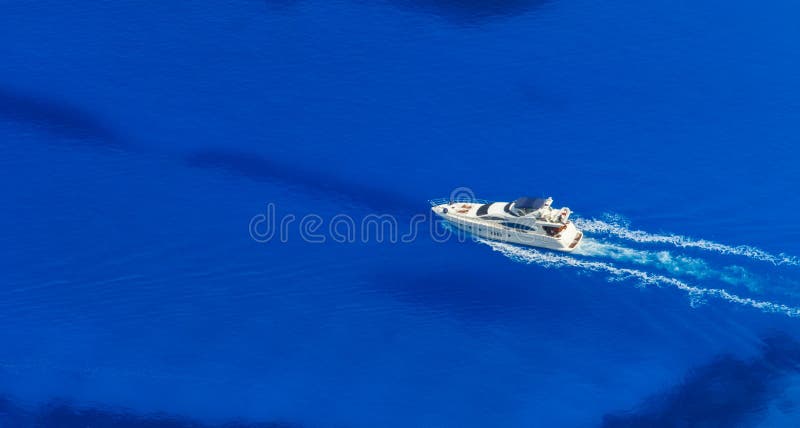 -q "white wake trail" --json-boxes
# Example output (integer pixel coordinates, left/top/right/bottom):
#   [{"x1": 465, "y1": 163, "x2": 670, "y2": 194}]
[
  {"x1": 478, "y1": 239, "x2": 800, "y2": 318},
  {"x1": 575, "y1": 238, "x2": 760, "y2": 291},
  {"x1": 574, "y1": 218, "x2": 800, "y2": 267}
]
